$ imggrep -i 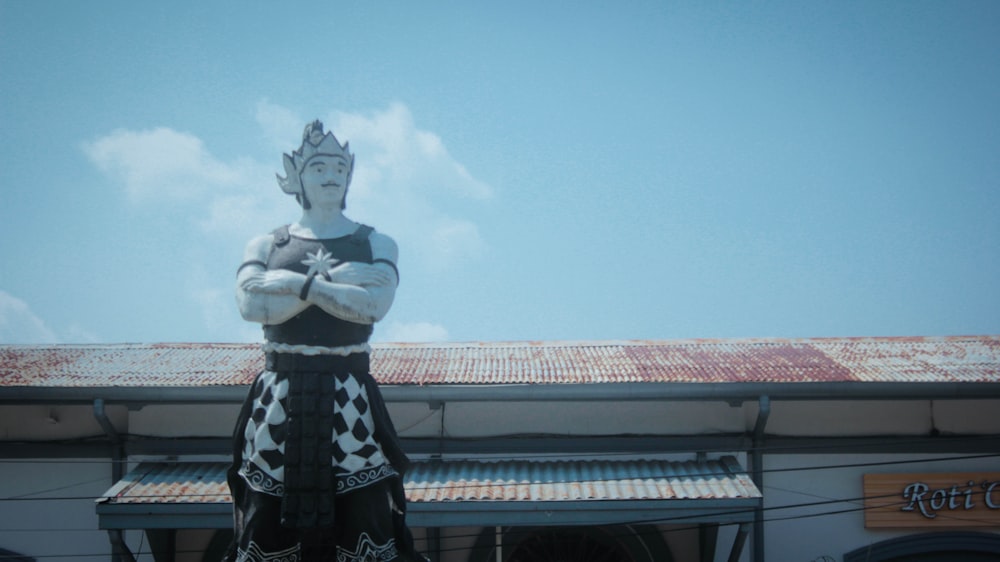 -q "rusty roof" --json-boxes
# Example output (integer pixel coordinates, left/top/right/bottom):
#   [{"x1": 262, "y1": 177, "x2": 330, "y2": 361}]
[
  {"x1": 371, "y1": 336, "x2": 1000, "y2": 385},
  {"x1": 0, "y1": 343, "x2": 262, "y2": 387},
  {"x1": 2, "y1": 336, "x2": 998, "y2": 389},
  {"x1": 405, "y1": 456, "x2": 760, "y2": 502},
  {"x1": 98, "y1": 456, "x2": 760, "y2": 506}
]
